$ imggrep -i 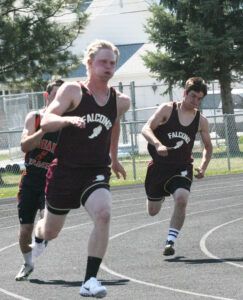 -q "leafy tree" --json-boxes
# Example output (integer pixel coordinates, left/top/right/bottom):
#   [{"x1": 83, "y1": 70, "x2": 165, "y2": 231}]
[
  {"x1": 0, "y1": 0, "x2": 88, "y2": 90},
  {"x1": 143, "y1": 0, "x2": 243, "y2": 153}
]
